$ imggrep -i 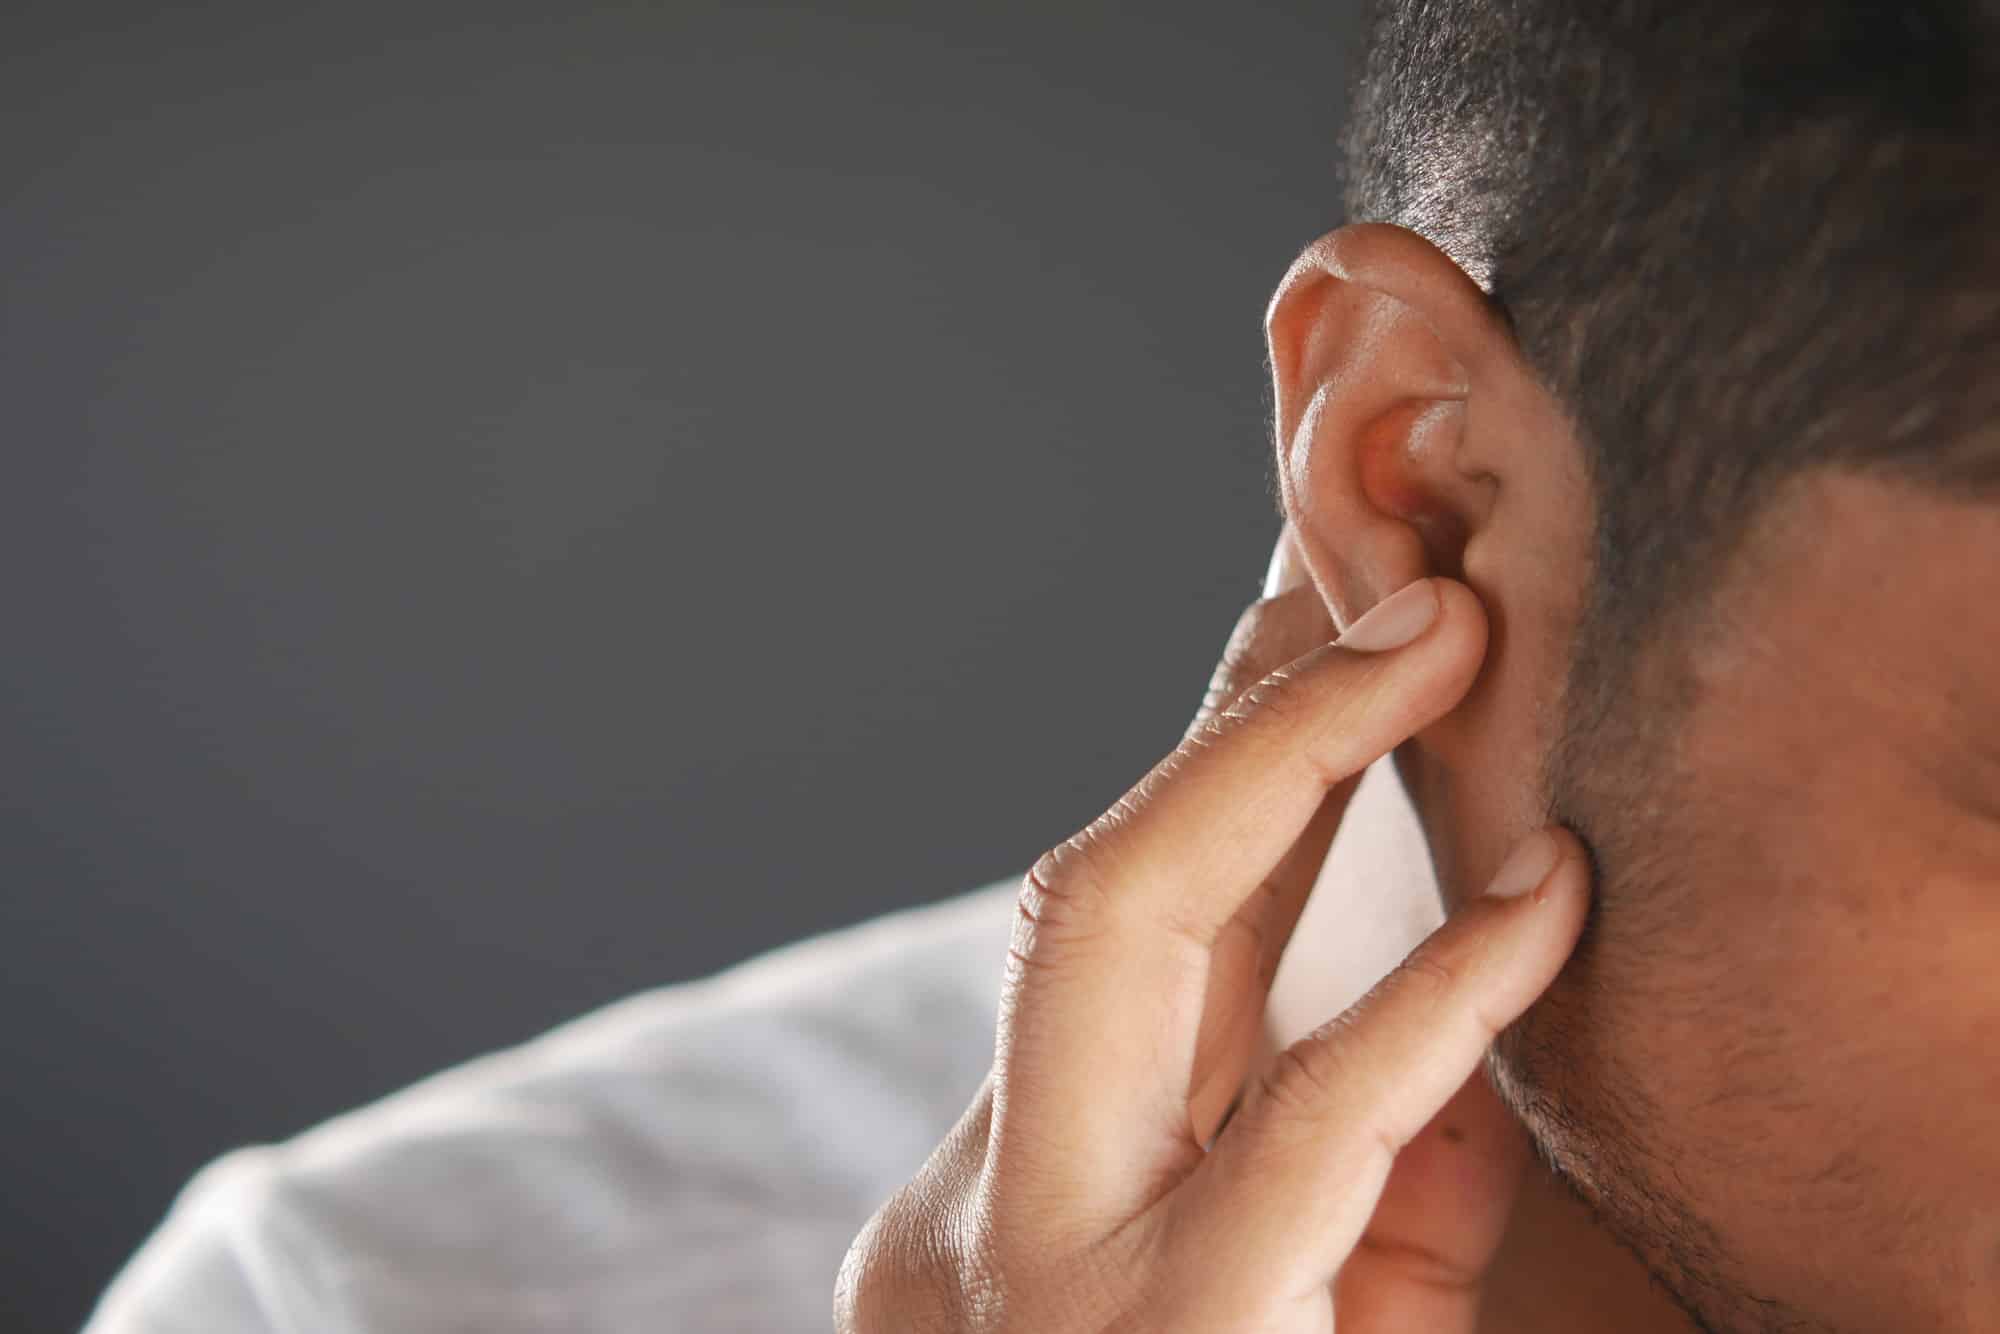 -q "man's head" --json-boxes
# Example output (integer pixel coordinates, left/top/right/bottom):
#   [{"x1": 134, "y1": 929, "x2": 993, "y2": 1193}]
[{"x1": 1263, "y1": 2, "x2": 2000, "y2": 1329}]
